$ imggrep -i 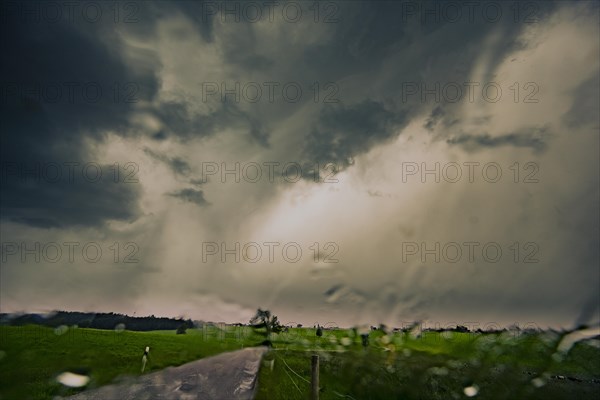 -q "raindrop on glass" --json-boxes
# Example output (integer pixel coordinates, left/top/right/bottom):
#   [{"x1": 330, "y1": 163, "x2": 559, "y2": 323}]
[
  {"x1": 56, "y1": 372, "x2": 90, "y2": 388},
  {"x1": 54, "y1": 325, "x2": 68, "y2": 336},
  {"x1": 463, "y1": 385, "x2": 479, "y2": 397}
]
